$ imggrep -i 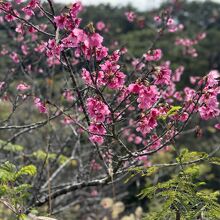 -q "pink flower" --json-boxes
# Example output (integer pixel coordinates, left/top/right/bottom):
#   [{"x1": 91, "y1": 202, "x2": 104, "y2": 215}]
[
  {"x1": 106, "y1": 71, "x2": 126, "y2": 89},
  {"x1": 184, "y1": 87, "x2": 196, "y2": 102},
  {"x1": 28, "y1": 26, "x2": 37, "y2": 34},
  {"x1": 125, "y1": 11, "x2": 136, "y2": 22},
  {"x1": 128, "y1": 83, "x2": 143, "y2": 94},
  {"x1": 206, "y1": 70, "x2": 220, "y2": 87},
  {"x1": 63, "y1": 90, "x2": 74, "y2": 102},
  {"x1": 81, "y1": 68, "x2": 104, "y2": 86},
  {"x1": 154, "y1": 66, "x2": 171, "y2": 85},
  {"x1": 167, "y1": 18, "x2": 174, "y2": 26},
  {"x1": 15, "y1": 0, "x2": 24, "y2": 4},
  {"x1": 1, "y1": 48, "x2": 8, "y2": 55},
  {"x1": 86, "y1": 98, "x2": 110, "y2": 122},
  {"x1": 95, "y1": 46, "x2": 108, "y2": 61},
  {"x1": 22, "y1": 7, "x2": 34, "y2": 16},
  {"x1": 70, "y1": 1, "x2": 82, "y2": 18},
  {"x1": 15, "y1": 23, "x2": 24, "y2": 34},
  {"x1": 172, "y1": 66, "x2": 184, "y2": 82},
  {"x1": 22, "y1": 0, "x2": 39, "y2": 17},
  {"x1": 214, "y1": 123, "x2": 220, "y2": 130},
  {"x1": 136, "y1": 108, "x2": 159, "y2": 136},
  {"x1": 89, "y1": 123, "x2": 106, "y2": 145},
  {"x1": 1, "y1": 2, "x2": 12, "y2": 11},
  {"x1": 0, "y1": 81, "x2": 5, "y2": 90},
  {"x1": 144, "y1": 49, "x2": 162, "y2": 61},
  {"x1": 5, "y1": 13, "x2": 17, "y2": 22},
  {"x1": 62, "y1": 28, "x2": 86, "y2": 48},
  {"x1": 197, "y1": 32, "x2": 206, "y2": 41},
  {"x1": 154, "y1": 16, "x2": 161, "y2": 23},
  {"x1": 81, "y1": 68, "x2": 92, "y2": 85},
  {"x1": 199, "y1": 105, "x2": 220, "y2": 120},
  {"x1": 197, "y1": 72, "x2": 220, "y2": 120},
  {"x1": 199, "y1": 91, "x2": 220, "y2": 120},
  {"x1": 138, "y1": 155, "x2": 151, "y2": 166},
  {"x1": 90, "y1": 189, "x2": 98, "y2": 196},
  {"x1": 21, "y1": 44, "x2": 29, "y2": 55},
  {"x1": 179, "y1": 112, "x2": 189, "y2": 122},
  {"x1": 132, "y1": 59, "x2": 145, "y2": 71},
  {"x1": 9, "y1": 52, "x2": 19, "y2": 63},
  {"x1": 61, "y1": 116, "x2": 75, "y2": 125},
  {"x1": 146, "y1": 134, "x2": 162, "y2": 151},
  {"x1": 137, "y1": 85, "x2": 159, "y2": 110},
  {"x1": 100, "y1": 60, "x2": 126, "y2": 89},
  {"x1": 34, "y1": 97, "x2": 48, "y2": 114},
  {"x1": 46, "y1": 39, "x2": 63, "y2": 59},
  {"x1": 16, "y1": 83, "x2": 30, "y2": 91},
  {"x1": 28, "y1": 0, "x2": 39, "y2": 9},
  {"x1": 96, "y1": 21, "x2": 105, "y2": 31},
  {"x1": 100, "y1": 60, "x2": 119, "y2": 72},
  {"x1": 35, "y1": 41, "x2": 47, "y2": 53},
  {"x1": 85, "y1": 33, "x2": 103, "y2": 48},
  {"x1": 54, "y1": 15, "x2": 67, "y2": 29},
  {"x1": 134, "y1": 136, "x2": 142, "y2": 144},
  {"x1": 166, "y1": 18, "x2": 183, "y2": 33},
  {"x1": 90, "y1": 160, "x2": 101, "y2": 171},
  {"x1": 110, "y1": 50, "x2": 120, "y2": 62},
  {"x1": 90, "y1": 136, "x2": 104, "y2": 145},
  {"x1": 190, "y1": 76, "x2": 200, "y2": 85}
]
